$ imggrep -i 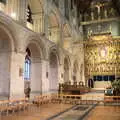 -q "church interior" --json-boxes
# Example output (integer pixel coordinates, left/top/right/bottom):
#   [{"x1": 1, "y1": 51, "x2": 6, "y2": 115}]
[{"x1": 0, "y1": 0, "x2": 120, "y2": 119}]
